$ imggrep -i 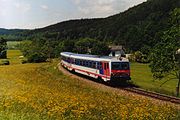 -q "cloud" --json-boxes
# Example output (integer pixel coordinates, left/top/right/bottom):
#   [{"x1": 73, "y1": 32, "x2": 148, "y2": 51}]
[
  {"x1": 40, "y1": 5, "x2": 49, "y2": 10},
  {"x1": 14, "y1": 2, "x2": 31, "y2": 14},
  {"x1": 71, "y1": 0, "x2": 146, "y2": 18},
  {"x1": 72, "y1": 0, "x2": 117, "y2": 17}
]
